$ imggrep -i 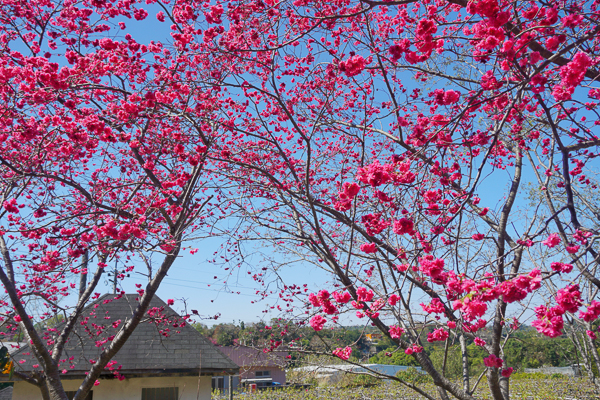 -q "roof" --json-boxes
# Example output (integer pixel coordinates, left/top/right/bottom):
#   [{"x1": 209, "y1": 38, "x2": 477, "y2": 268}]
[
  {"x1": 11, "y1": 294, "x2": 238, "y2": 379},
  {"x1": 219, "y1": 346, "x2": 288, "y2": 369},
  {"x1": 0, "y1": 343, "x2": 23, "y2": 355},
  {"x1": 0, "y1": 387, "x2": 12, "y2": 400}
]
